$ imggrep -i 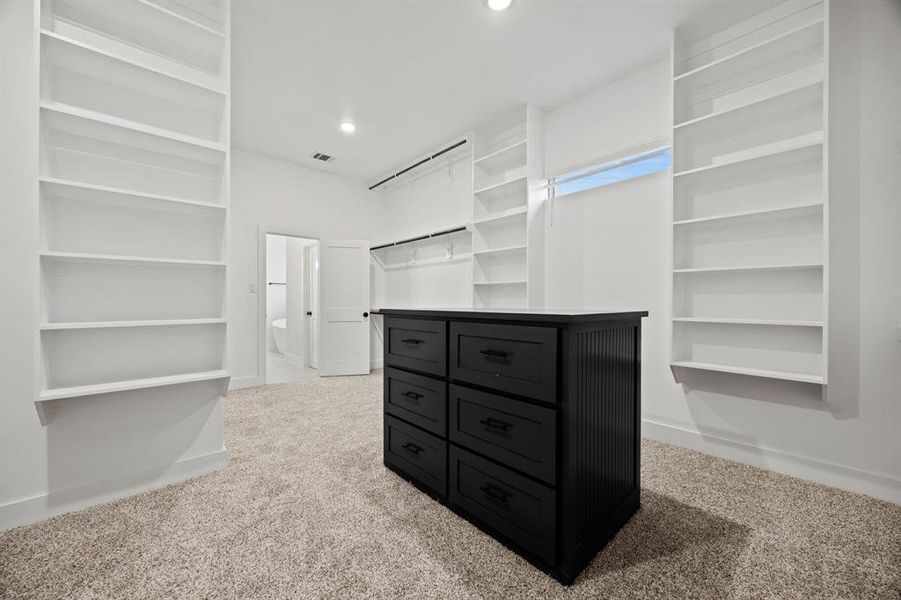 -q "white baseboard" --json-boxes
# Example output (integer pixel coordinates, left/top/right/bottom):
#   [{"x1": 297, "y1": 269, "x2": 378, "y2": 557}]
[
  {"x1": 229, "y1": 375, "x2": 262, "y2": 391},
  {"x1": 0, "y1": 448, "x2": 227, "y2": 531},
  {"x1": 370, "y1": 358, "x2": 384, "y2": 370},
  {"x1": 643, "y1": 418, "x2": 901, "y2": 505}
]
